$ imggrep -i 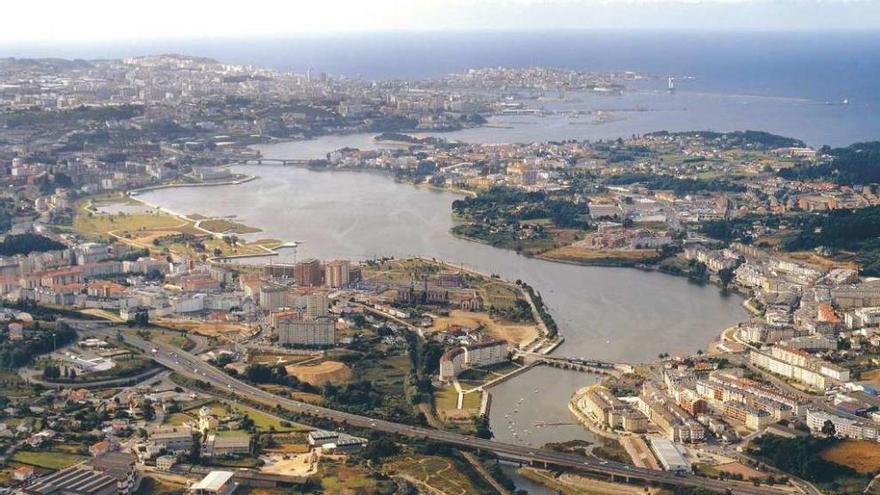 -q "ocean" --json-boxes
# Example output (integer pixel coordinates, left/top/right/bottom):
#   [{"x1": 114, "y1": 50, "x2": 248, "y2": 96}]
[{"x1": 5, "y1": 30, "x2": 880, "y2": 145}]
